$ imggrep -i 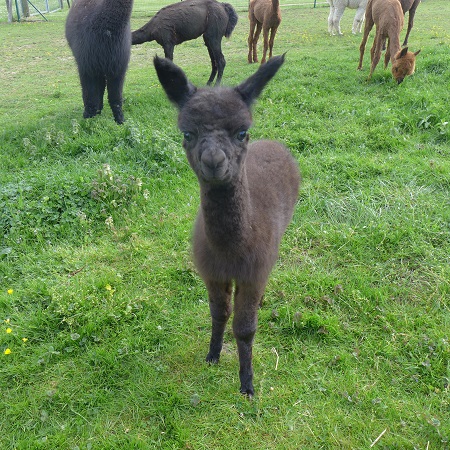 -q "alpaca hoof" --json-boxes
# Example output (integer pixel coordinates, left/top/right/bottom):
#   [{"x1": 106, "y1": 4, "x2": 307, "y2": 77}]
[
  {"x1": 83, "y1": 109, "x2": 100, "y2": 119},
  {"x1": 206, "y1": 353, "x2": 220, "y2": 364},
  {"x1": 240, "y1": 385, "x2": 254, "y2": 398}
]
